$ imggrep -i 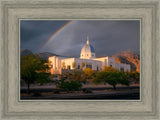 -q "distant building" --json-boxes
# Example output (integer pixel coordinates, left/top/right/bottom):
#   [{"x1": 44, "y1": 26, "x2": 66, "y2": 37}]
[{"x1": 48, "y1": 37, "x2": 131, "y2": 74}]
